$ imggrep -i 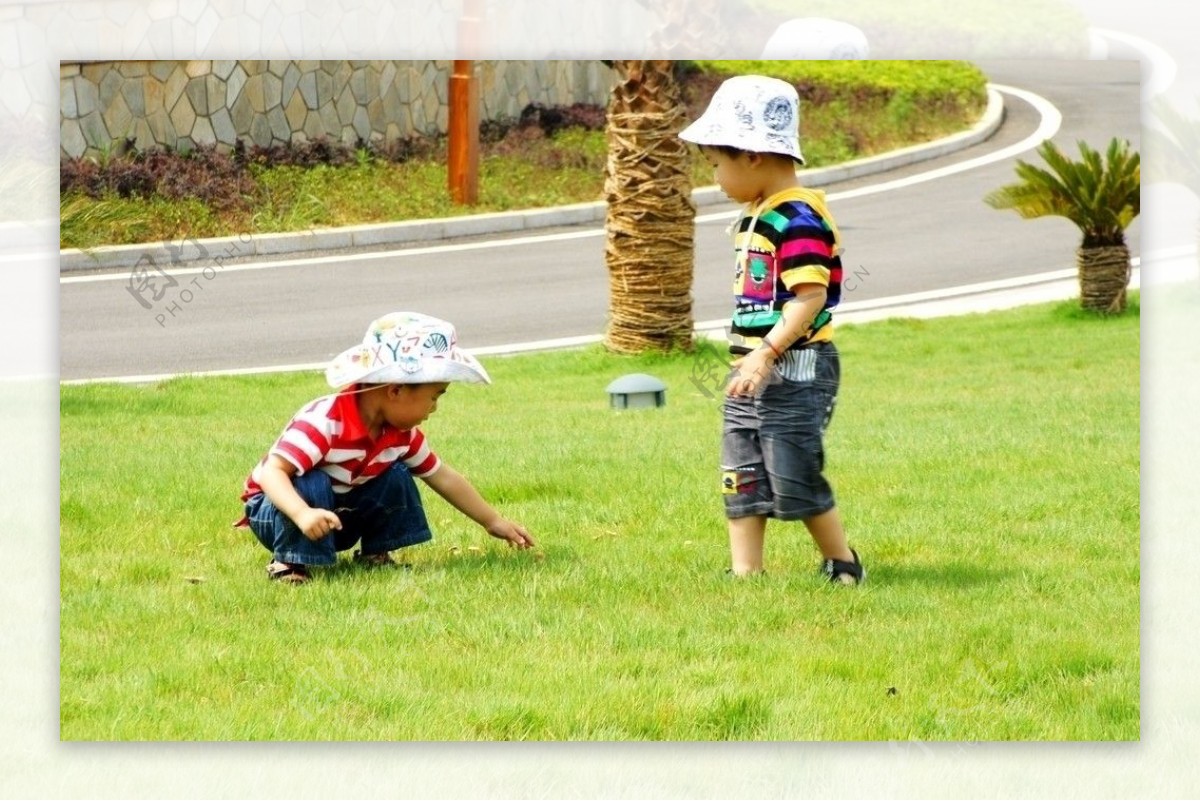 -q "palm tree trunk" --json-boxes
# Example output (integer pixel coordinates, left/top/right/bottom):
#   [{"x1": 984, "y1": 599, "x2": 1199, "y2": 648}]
[
  {"x1": 1077, "y1": 243, "x2": 1131, "y2": 313},
  {"x1": 603, "y1": 60, "x2": 696, "y2": 354}
]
